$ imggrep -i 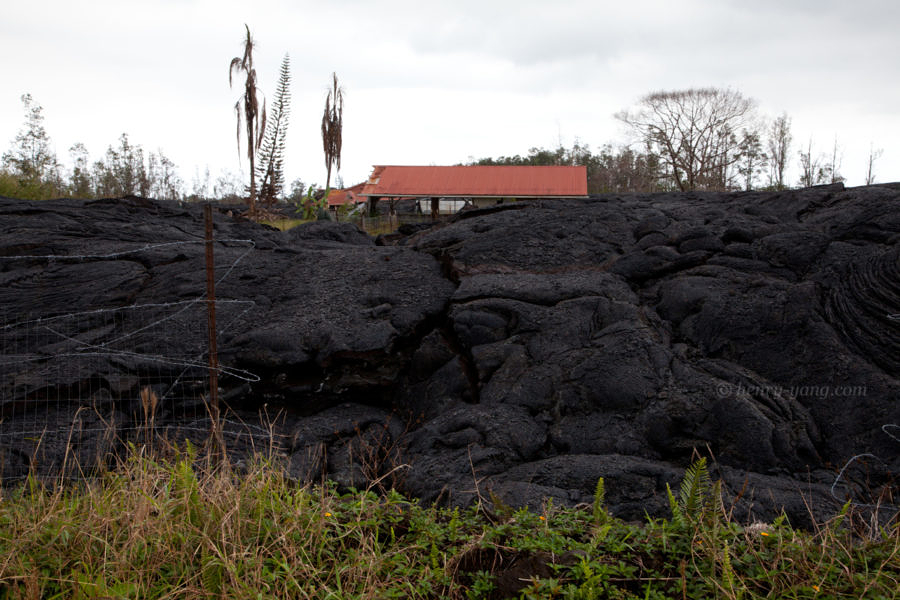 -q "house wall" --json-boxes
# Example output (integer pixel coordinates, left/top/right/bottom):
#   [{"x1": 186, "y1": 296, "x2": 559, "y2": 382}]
[
  {"x1": 415, "y1": 199, "x2": 471, "y2": 214},
  {"x1": 471, "y1": 197, "x2": 517, "y2": 209}
]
